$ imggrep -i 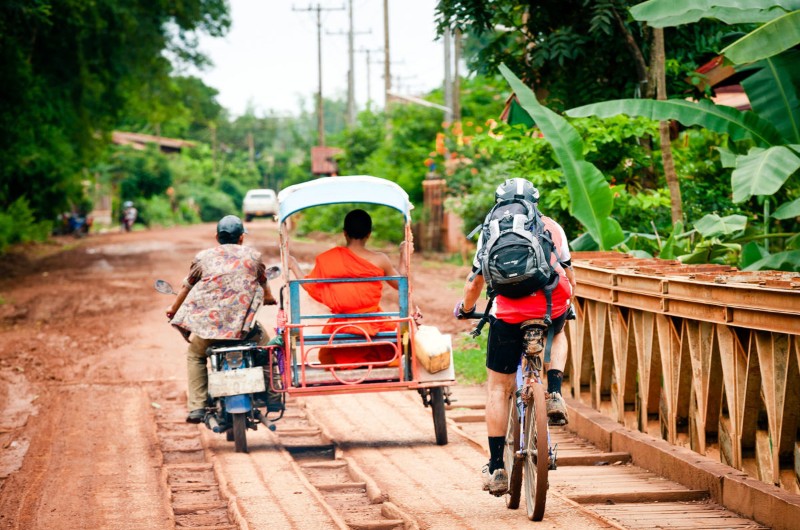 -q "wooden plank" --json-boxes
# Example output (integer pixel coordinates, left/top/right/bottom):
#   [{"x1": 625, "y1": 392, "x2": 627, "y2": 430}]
[{"x1": 569, "y1": 489, "x2": 709, "y2": 504}]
